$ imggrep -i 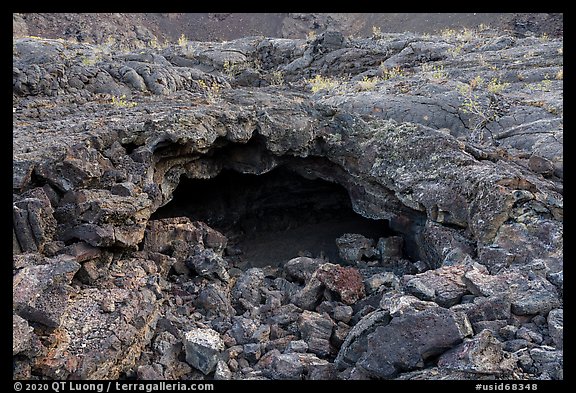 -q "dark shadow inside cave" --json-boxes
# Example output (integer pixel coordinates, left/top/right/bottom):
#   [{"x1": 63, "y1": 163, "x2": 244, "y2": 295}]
[{"x1": 150, "y1": 166, "x2": 397, "y2": 268}]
